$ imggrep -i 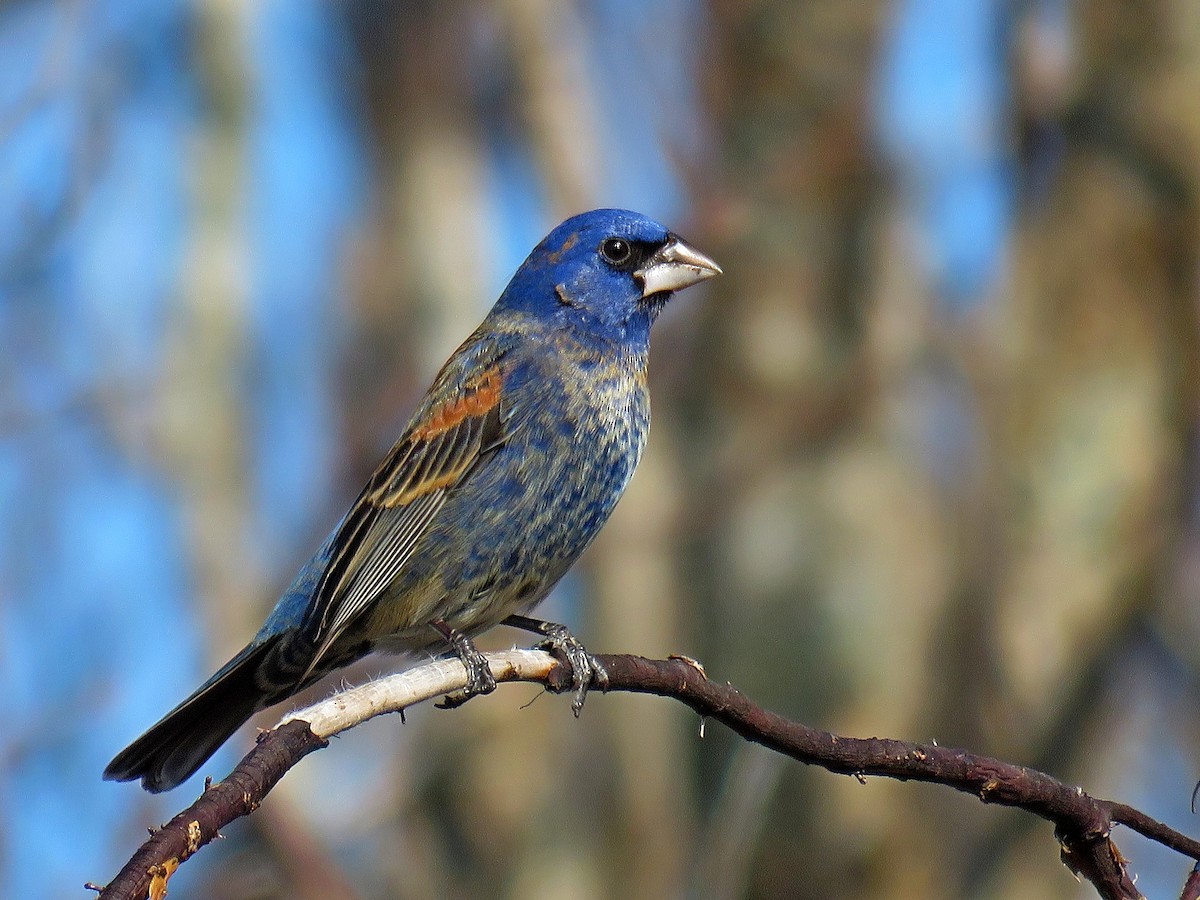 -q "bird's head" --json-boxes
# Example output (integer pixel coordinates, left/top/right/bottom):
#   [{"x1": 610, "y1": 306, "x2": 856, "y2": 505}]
[{"x1": 495, "y1": 208, "x2": 721, "y2": 346}]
